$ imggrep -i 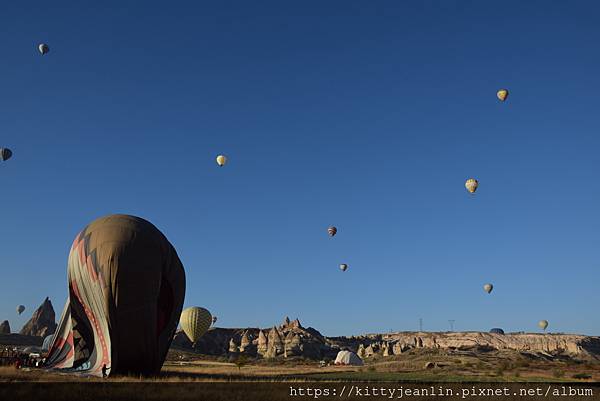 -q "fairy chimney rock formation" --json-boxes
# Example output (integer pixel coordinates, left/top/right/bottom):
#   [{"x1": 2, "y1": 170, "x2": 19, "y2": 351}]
[
  {"x1": 0, "y1": 320, "x2": 10, "y2": 334},
  {"x1": 20, "y1": 297, "x2": 57, "y2": 337},
  {"x1": 266, "y1": 326, "x2": 283, "y2": 358},
  {"x1": 257, "y1": 330, "x2": 268, "y2": 356}
]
